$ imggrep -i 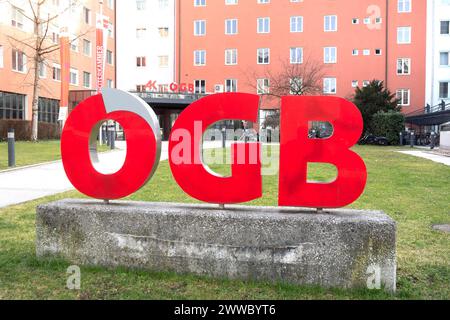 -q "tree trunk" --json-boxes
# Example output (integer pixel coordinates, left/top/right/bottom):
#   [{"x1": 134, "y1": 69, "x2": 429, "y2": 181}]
[
  {"x1": 30, "y1": 9, "x2": 41, "y2": 142},
  {"x1": 30, "y1": 55, "x2": 40, "y2": 142}
]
